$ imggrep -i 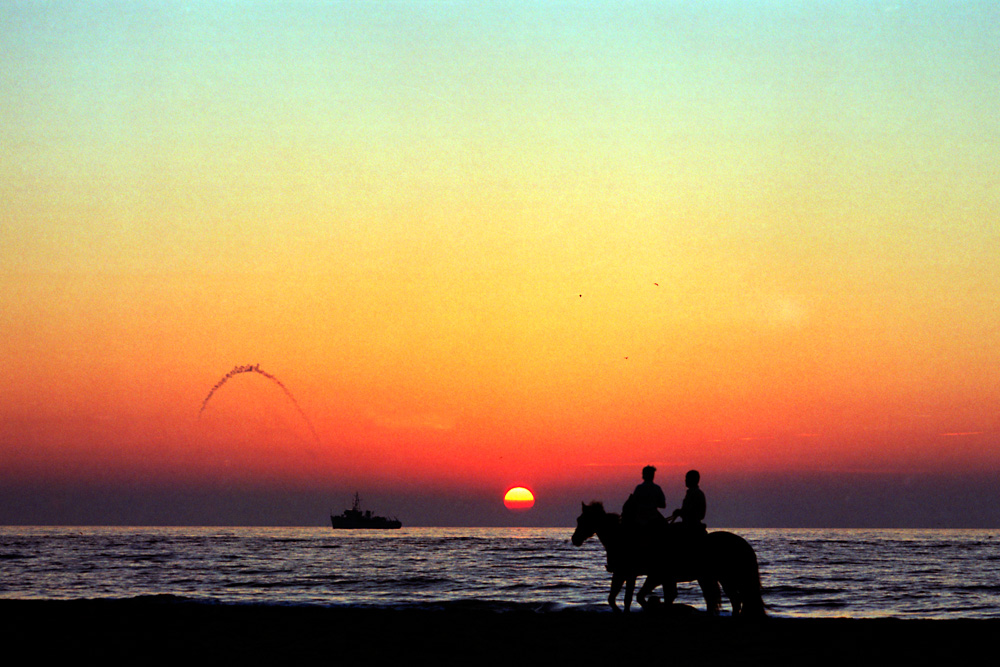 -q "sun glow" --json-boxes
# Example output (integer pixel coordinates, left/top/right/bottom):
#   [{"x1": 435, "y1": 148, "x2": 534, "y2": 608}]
[{"x1": 503, "y1": 487, "x2": 535, "y2": 511}]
